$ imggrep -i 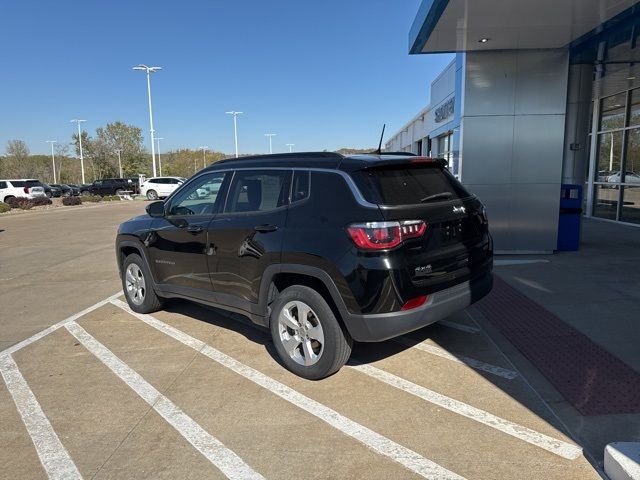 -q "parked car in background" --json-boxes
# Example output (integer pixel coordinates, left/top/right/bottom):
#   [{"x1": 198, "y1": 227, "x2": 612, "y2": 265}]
[
  {"x1": 606, "y1": 171, "x2": 640, "y2": 185},
  {"x1": 43, "y1": 183, "x2": 62, "y2": 198},
  {"x1": 81, "y1": 178, "x2": 133, "y2": 196},
  {"x1": 51, "y1": 184, "x2": 71, "y2": 196},
  {"x1": 140, "y1": 176, "x2": 186, "y2": 200},
  {"x1": 62, "y1": 184, "x2": 81, "y2": 196},
  {"x1": 0, "y1": 179, "x2": 47, "y2": 202},
  {"x1": 124, "y1": 177, "x2": 141, "y2": 194}
]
